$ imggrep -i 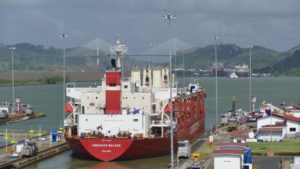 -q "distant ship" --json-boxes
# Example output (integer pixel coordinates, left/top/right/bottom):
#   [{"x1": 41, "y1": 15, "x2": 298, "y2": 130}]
[
  {"x1": 64, "y1": 37, "x2": 206, "y2": 161},
  {"x1": 229, "y1": 72, "x2": 239, "y2": 79}
]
